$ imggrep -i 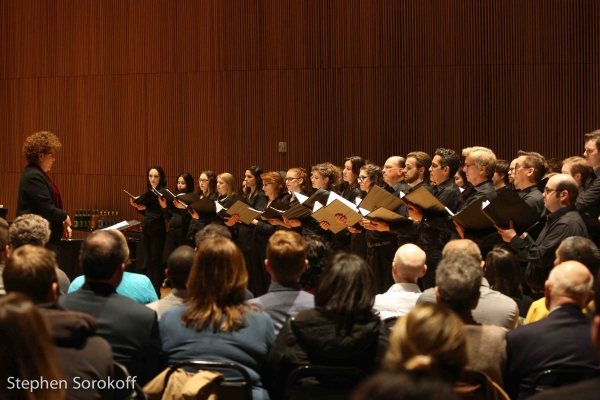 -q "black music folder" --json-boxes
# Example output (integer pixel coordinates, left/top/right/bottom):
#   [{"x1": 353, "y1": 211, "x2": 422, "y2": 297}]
[
  {"x1": 359, "y1": 185, "x2": 404, "y2": 213},
  {"x1": 481, "y1": 189, "x2": 540, "y2": 235},
  {"x1": 452, "y1": 197, "x2": 495, "y2": 231}
]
